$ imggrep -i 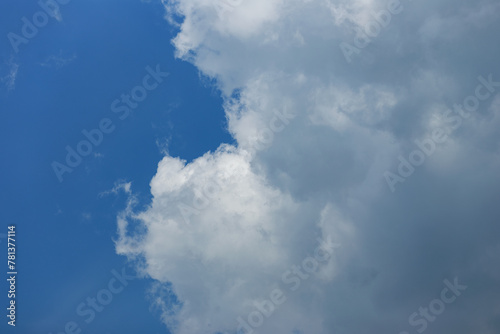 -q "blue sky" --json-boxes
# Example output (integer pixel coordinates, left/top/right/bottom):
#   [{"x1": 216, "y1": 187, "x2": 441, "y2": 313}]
[
  {"x1": 0, "y1": 1, "x2": 231, "y2": 333},
  {"x1": 2, "y1": 1, "x2": 500, "y2": 334}
]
